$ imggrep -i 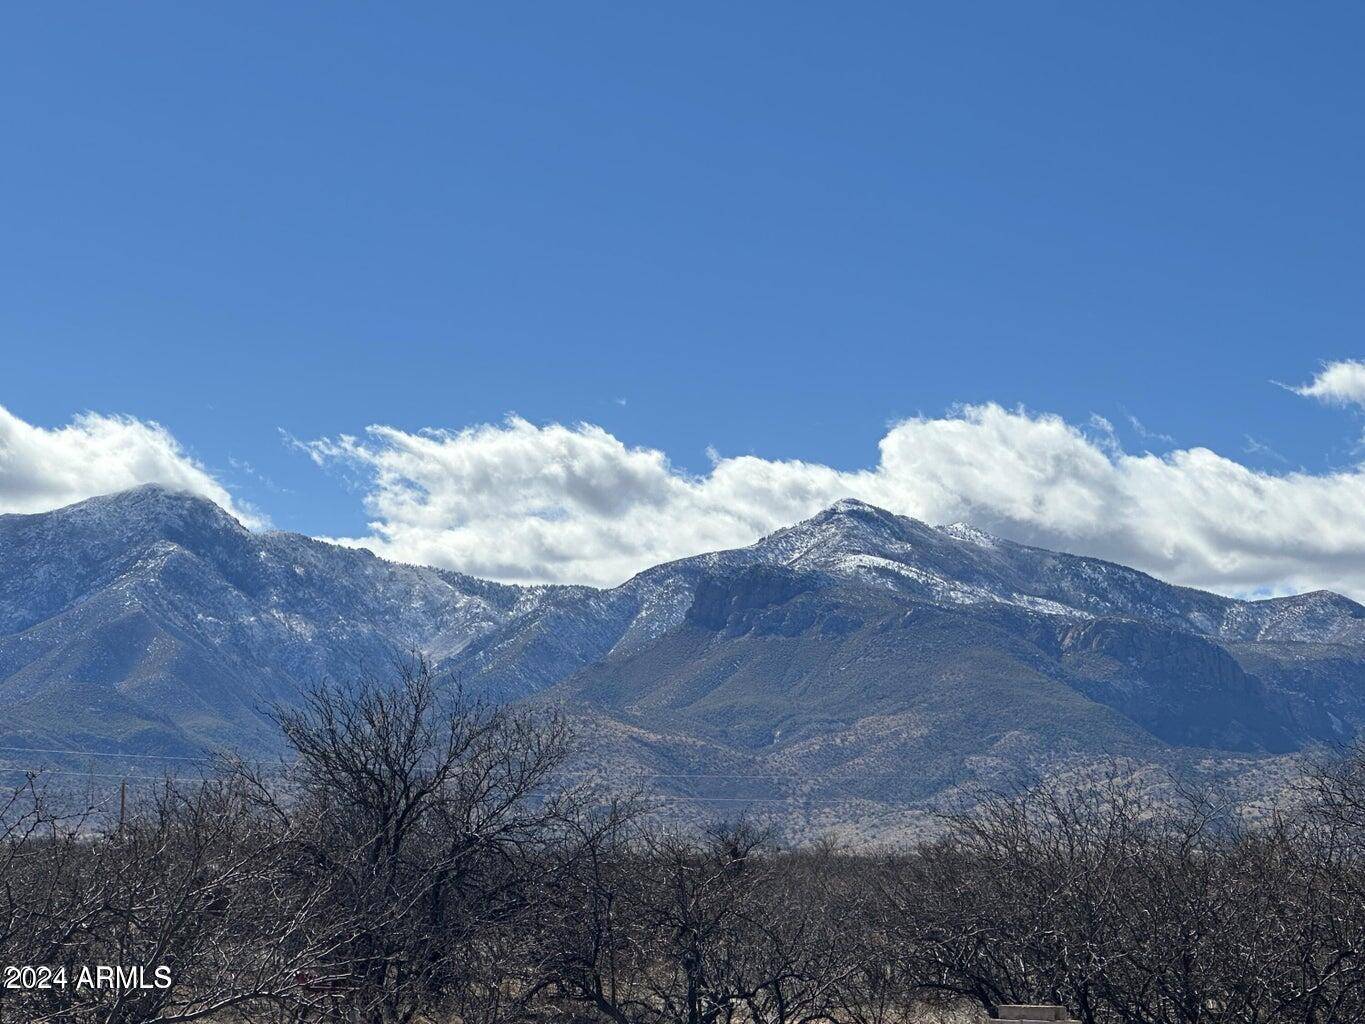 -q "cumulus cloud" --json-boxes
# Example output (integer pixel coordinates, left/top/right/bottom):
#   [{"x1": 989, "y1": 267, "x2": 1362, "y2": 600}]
[
  {"x1": 1292, "y1": 360, "x2": 1365, "y2": 408},
  {"x1": 304, "y1": 405, "x2": 1365, "y2": 598},
  {"x1": 0, "y1": 404, "x2": 258, "y2": 526}
]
